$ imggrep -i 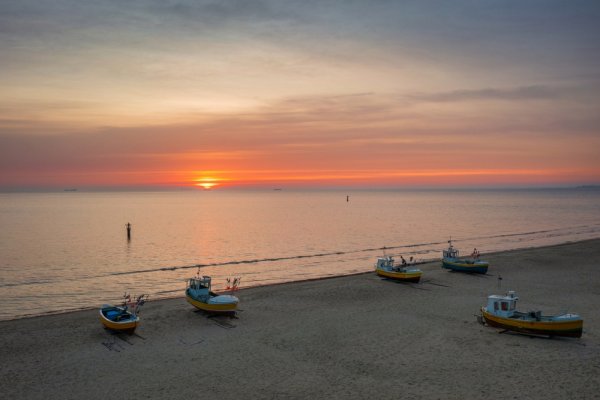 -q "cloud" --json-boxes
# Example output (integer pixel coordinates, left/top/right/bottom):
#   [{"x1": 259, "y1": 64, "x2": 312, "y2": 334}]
[
  {"x1": 406, "y1": 85, "x2": 569, "y2": 103},
  {"x1": 1, "y1": 87, "x2": 599, "y2": 186},
  {"x1": 1, "y1": 1, "x2": 600, "y2": 187}
]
